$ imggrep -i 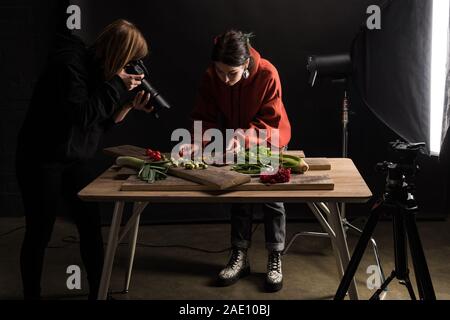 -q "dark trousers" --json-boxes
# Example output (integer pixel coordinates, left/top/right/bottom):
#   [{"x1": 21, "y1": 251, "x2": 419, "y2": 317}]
[
  {"x1": 230, "y1": 203, "x2": 286, "y2": 251},
  {"x1": 16, "y1": 156, "x2": 104, "y2": 300}
]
